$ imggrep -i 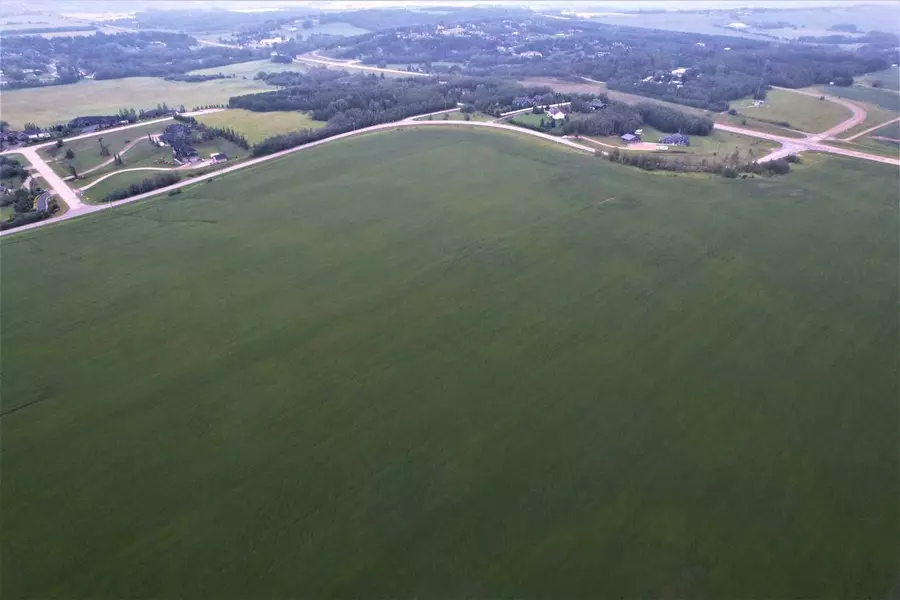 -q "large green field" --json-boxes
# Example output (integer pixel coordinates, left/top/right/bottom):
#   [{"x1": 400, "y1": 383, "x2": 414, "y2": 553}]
[
  {"x1": 731, "y1": 89, "x2": 852, "y2": 133},
  {"x1": 196, "y1": 109, "x2": 324, "y2": 143},
  {"x1": 2, "y1": 128, "x2": 897, "y2": 599},
  {"x1": 1, "y1": 76, "x2": 272, "y2": 129}
]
